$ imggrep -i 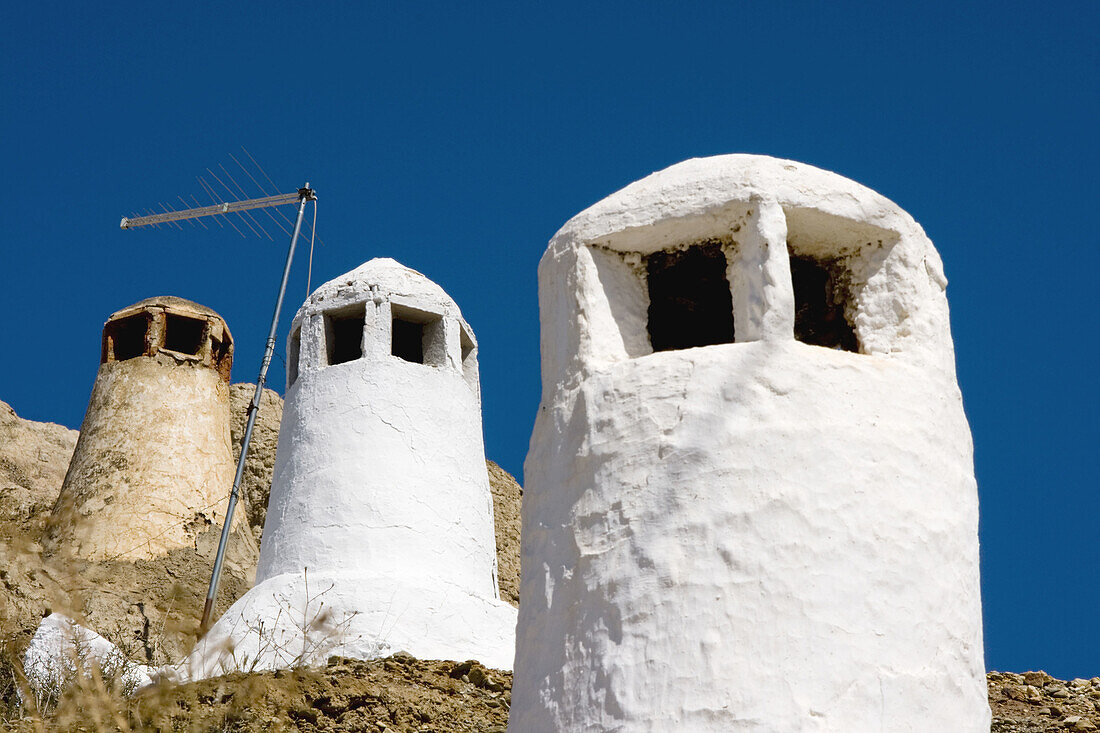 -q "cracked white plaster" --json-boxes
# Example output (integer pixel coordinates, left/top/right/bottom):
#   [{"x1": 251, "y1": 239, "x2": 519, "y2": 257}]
[
  {"x1": 511, "y1": 155, "x2": 988, "y2": 732},
  {"x1": 182, "y1": 259, "x2": 516, "y2": 679}
]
